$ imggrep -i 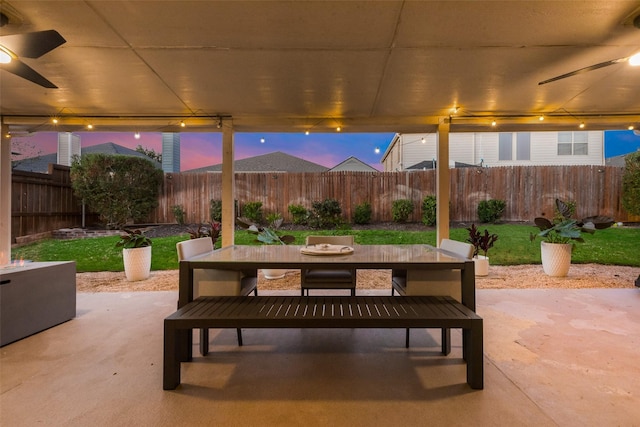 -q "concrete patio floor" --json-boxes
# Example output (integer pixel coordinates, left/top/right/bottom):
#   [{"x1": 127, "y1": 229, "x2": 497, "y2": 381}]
[{"x1": 1, "y1": 288, "x2": 639, "y2": 426}]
